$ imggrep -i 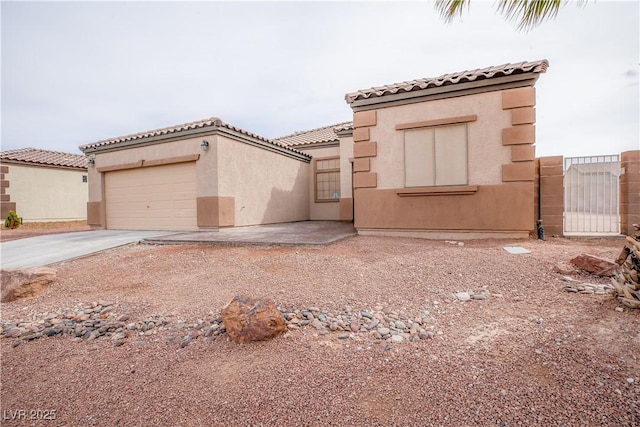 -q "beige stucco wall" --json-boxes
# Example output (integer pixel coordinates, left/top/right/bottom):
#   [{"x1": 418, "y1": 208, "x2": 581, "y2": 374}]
[
  {"x1": 340, "y1": 136, "x2": 354, "y2": 198},
  {"x1": 372, "y1": 91, "x2": 512, "y2": 189},
  {"x1": 7, "y1": 164, "x2": 87, "y2": 222},
  {"x1": 89, "y1": 135, "x2": 215, "y2": 204},
  {"x1": 296, "y1": 145, "x2": 341, "y2": 220},
  {"x1": 217, "y1": 135, "x2": 310, "y2": 226}
]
